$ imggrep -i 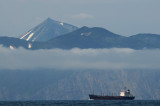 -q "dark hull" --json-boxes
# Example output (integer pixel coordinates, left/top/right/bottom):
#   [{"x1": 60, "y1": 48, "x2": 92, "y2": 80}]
[{"x1": 89, "y1": 94, "x2": 135, "y2": 100}]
